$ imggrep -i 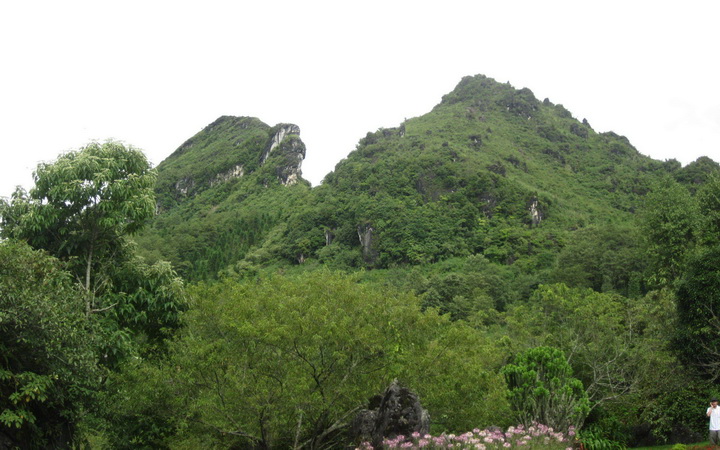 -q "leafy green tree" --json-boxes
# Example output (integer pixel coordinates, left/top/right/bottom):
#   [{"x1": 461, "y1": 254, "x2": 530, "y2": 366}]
[
  {"x1": 402, "y1": 321, "x2": 511, "y2": 431},
  {"x1": 100, "y1": 254, "x2": 186, "y2": 363},
  {"x1": 94, "y1": 357, "x2": 180, "y2": 449},
  {"x1": 638, "y1": 179, "x2": 699, "y2": 288},
  {"x1": 697, "y1": 175, "x2": 720, "y2": 244},
  {"x1": 674, "y1": 245, "x2": 720, "y2": 378},
  {"x1": 504, "y1": 284, "x2": 678, "y2": 411},
  {"x1": 0, "y1": 142, "x2": 185, "y2": 362},
  {"x1": 554, "y1": 224, "x2": 646, "y2": 297},
  {"x1": 502, "y1": 346, "x2": 589, "y2": 430},
  {"x1": 0, "y1": 241, "x2": 99, "y2": 448},
  {"x1": 674, "y1": 156, "x2": 720, "y2": 193},
  {"x1": 672, "y1": 177, "x2": 720, "y2": 378},
  {"x1": 104, "y1": 271, "x2": 508, "y2": 448},
  {"x1": 1, "y1": 141, "x2": 156, "y2": 315}
]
